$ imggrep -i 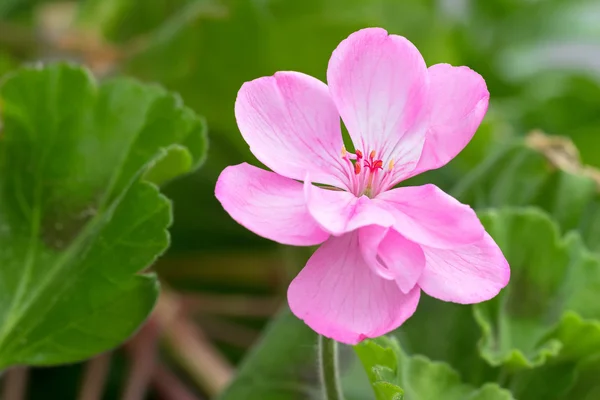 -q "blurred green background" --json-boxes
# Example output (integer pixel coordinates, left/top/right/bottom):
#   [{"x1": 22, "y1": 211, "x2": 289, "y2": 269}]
[{"x1": 1, "y1": 0, "x2": 600, "y2": 399}]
